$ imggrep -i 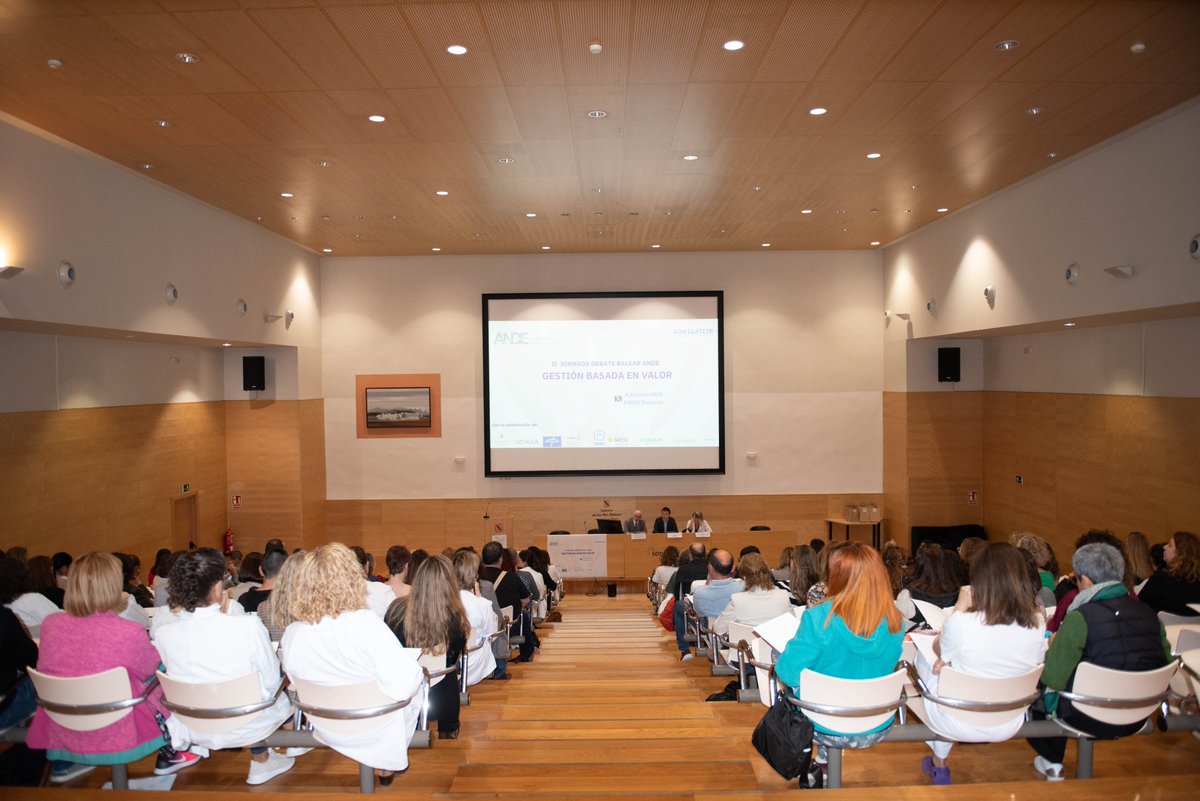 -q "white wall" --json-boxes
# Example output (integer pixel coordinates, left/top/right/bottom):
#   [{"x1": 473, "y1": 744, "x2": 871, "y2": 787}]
[
  {"x1": 882, "y1": 99, "x2": 1200, "y2": 341},
  {"x1": 0, "y1": 114, "x2": 323, "y2": 398},
  {"x1": 984, "y1": 316, "x2": 1200, "y2": 398},
  {"x1": 321, "y1": 250, "x2": 885, "y2": 499},
  {"x1": 0, "y1": 330, "x2": 224, "y2": 413},
  {"x1": 905, "y1": 339, "x2": 984, "y2": 393}
]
